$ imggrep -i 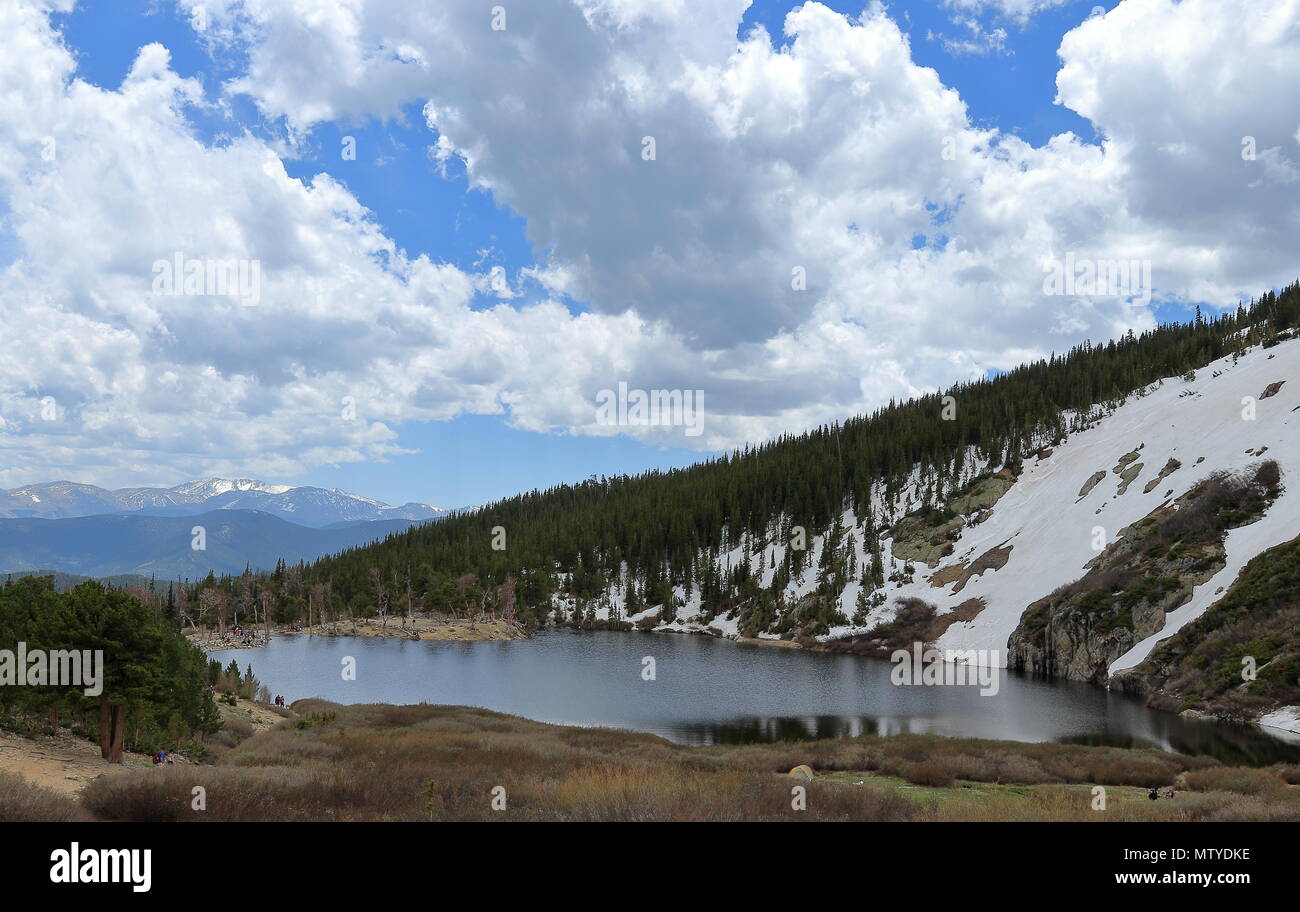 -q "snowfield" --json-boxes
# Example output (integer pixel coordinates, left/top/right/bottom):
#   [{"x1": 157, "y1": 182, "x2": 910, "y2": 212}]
[{"x1": 919, "y1": 336, "x2": 1297, "y2": 673}]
